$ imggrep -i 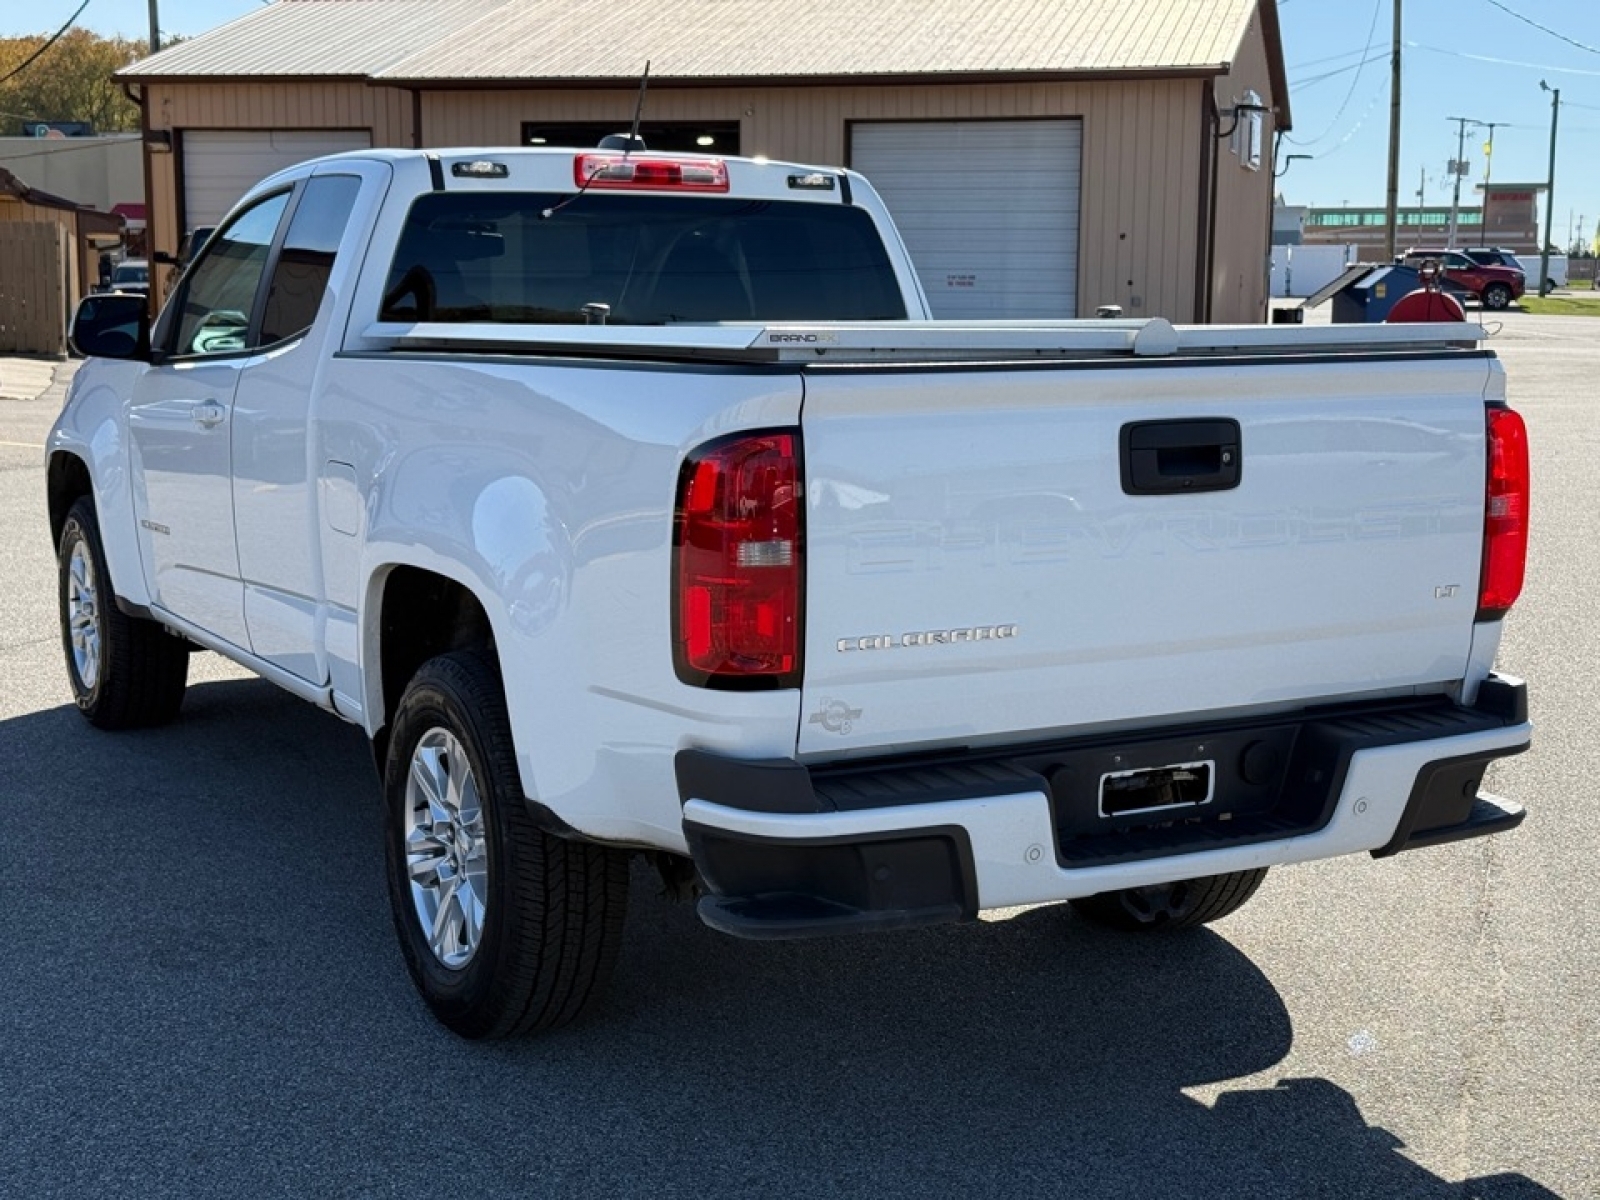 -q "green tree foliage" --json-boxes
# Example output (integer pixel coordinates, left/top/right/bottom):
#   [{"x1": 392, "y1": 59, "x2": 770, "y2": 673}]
[{"x1": 0, "y1": 29, "x2": 146, "y2": 135}]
